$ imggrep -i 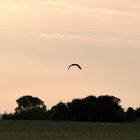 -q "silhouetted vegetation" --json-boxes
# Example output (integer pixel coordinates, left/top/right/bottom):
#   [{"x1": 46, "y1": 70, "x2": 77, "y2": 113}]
[
  {"x1": 126, "y1": 107, "x2": 136, "y2": 122},
  {"x1": 48, "y1": 95, "x2": 125, "y2": 122},
  {"x1": 2, "y1": 95, "x2": 140, "y2": 122},
  {"x1": 125, "y1": 107, "x2": 140, "y2": 122},
  {"x1": 48, "y1": 102, "x2": 68, "y2": 121},
  {"x1": 2, "y1": 95, "x2": 47, "y2": 120},
  {"x1": 135, "y1": 107, "x2": 140, "y2": 118}
]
